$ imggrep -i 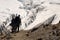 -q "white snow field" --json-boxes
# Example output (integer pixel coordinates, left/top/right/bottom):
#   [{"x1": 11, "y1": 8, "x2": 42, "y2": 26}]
[
  {"x1": 0, "y1": 0, "x2": 60, "y2": 31},
  {"x1": 19, "y1": 0, "x2": 60, "y2": 30},
  {"x1": 24, "y1": 10, "x2": 56, "y2": 30},
  {"x1": 49, "y1": 0, "x2": 60, "y2": 4},
  {"x1": 48, "y1": 4, "x2": 60, "y2": 24}
]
